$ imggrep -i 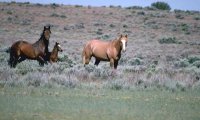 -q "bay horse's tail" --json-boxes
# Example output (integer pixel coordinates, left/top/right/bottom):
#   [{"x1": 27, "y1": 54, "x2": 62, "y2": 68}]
[
  {"x1": 9, "y1": 41, "x2": 21, "y2": 67},
  {"x1": 9, "y1": 46, "x2": 15, "y2": 67}
]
